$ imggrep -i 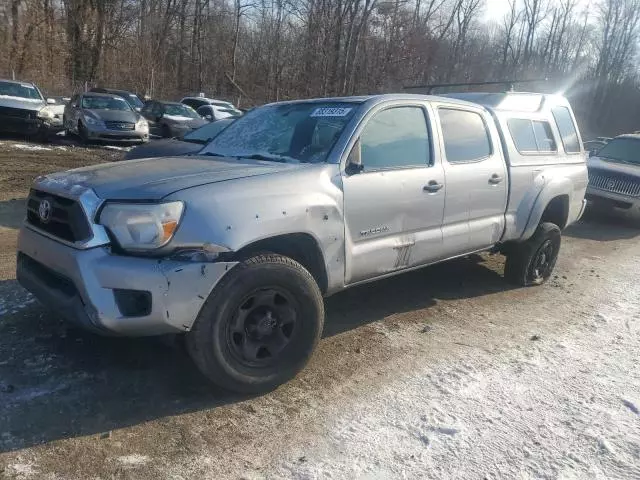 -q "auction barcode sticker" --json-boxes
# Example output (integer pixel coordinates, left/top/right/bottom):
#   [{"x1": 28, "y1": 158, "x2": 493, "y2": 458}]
[{"x1": 311, "y1": 107, "x2": 352, "y2": 117}]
